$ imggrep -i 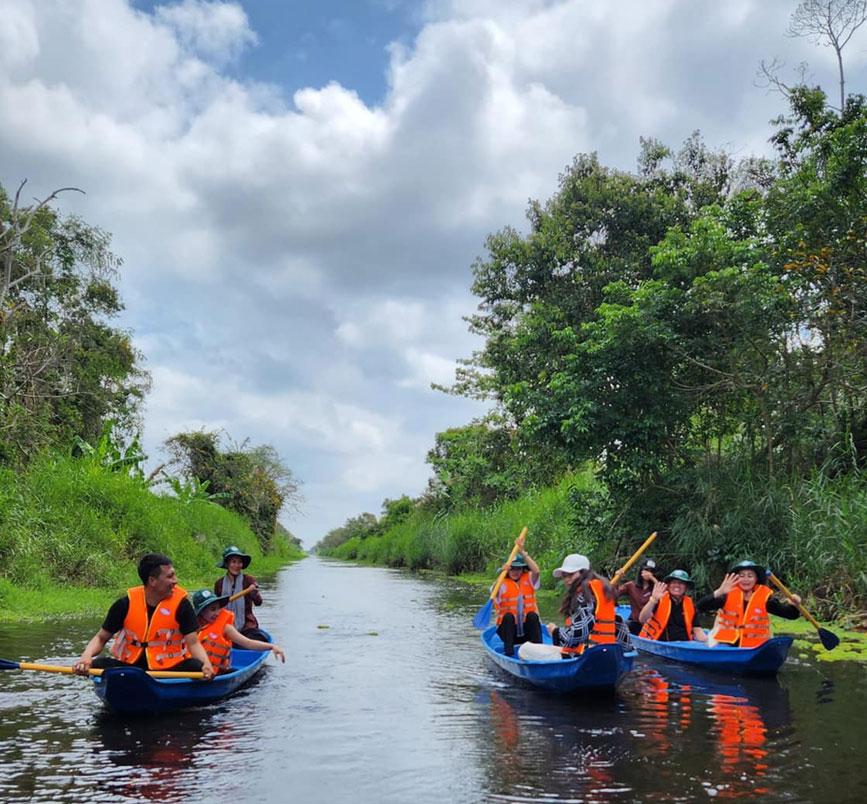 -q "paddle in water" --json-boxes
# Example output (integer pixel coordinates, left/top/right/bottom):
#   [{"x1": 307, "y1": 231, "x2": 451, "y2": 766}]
[
  {"x1": 472, "y1": 526, "x2": 528, "y2": 629},
  {"x1": 767, "y1": 571, "x2": 840, "y2": 651},
  {"x1": 0, "y1": 658, "x2": 204, "y2": 679}
]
